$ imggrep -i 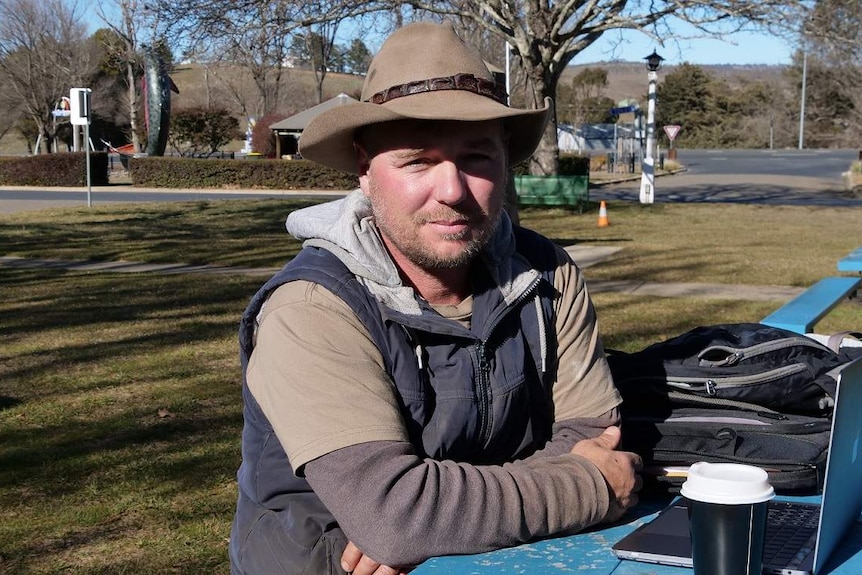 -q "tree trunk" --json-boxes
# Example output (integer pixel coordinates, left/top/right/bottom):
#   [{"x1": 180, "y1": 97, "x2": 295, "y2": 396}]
[
  {"x1": 505, "y1": 171, "x2": 520, "y2": 226},
  {"x1": 127, "y1": 62, "x2": 141, "y2": 153},
  {"x1": 522, "y1": 62, "x2": 560, "y2": 176}
]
